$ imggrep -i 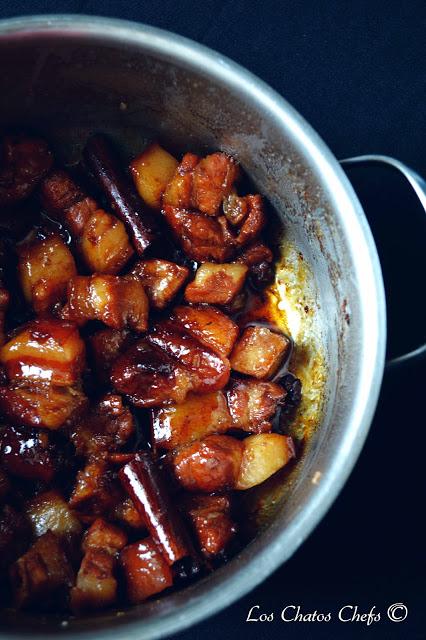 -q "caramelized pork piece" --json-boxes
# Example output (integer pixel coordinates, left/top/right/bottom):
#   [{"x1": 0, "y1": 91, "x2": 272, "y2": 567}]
[
  {"x1": 9, "y1": 530, "x2": 74, "y2": 609},
  {"x1": 227, "y1": 379, "x2": 286, "y2": 433},
  {"x1": 111, "y1": 340, "x2": 193, "y2": 408},
  {"x1": 0, "y1": 134, "x2": 53, "y2": 206},
  {"x1": 110, "y1": 496, "x2": 146, "y2": 531},
  {"x1": 69, "y1": 458, "x2": 121, "y2": 517},
  {"x1": 230, "y1": 326, "x2": 291, "y2": 379},
  {"x1": 172, "y1": 305, "x2": 239, "y2": 357},
  {"x1": 236, "y1": 433, "x2": 295, "y2": 490},
  {"x1": 40, "y1": 169, "x2": 134, "y2": 274},
  {"x1": 172, "y1": 435, "x2": 244, "y2": 493},
  {"x1": 64, "y1": 275, "x2": 149, "y2": 332},
  {"x1": 120, "y1": 538, "x2": 173, "y2": 604},
  {"x1": 0, "y1": 425, "x2": 58, "y2": 482},
  {"x1": 0, "y1": 383, "x2": 87, "y2": 430},
  {"x1": 129, "y1": 259, "x2": 189, "y2": 310},
  {"x1": 0, "y1": 319, "x2": 85, "y2": 386},
  {"x1": 0, "y1": 505, "x2": 31, "y2": 570},
  {"x1": 26, "y1": 490, "x2": 82, "y2": 540},
  {"x1": 70, "y1": 394, "x2": 134, "y2": 458},
  {"x1": 163, "y1": 152, "x2": 239, "y2": 216},
  {"x1": 130, "y1": 143, "x2": 179, "y2": 209},
  {"x1": 151, "y1": 391, "x2": 232, "y2": 451},
  {"x1": 84, "y1": 134, "x2": 159, "y2": 255},
  {"x1": 119, "y1": 452, "x2": 198, "y2": 568},
  {"x1": 88, "y1": 327, "x2": 133, "y2": 386},
  {"x1": 183, "y1": 494, "x2": 236, "y2": 559},
  {"x1": 18, "y1": 232, "x2": 77, "y2": 315},
  {"x1": 163, "y1": 205, "x2": 234, "y2": 262},
  {"x1": 184, "y1": 263, "x2": 248, "y2": 305},
  {"x1": 235, "y1": 241, "x2": 274, "y2": 289},
  {"x1": 220, "y1": 195, "x2": 266, "y2": 248},
  {"x1": 222, "y1": 191, "x2": 250, "y2": 226},
  {"x1": 70, "y1": 518, "x2": 127, "y2": 613},
  {"x1": 0, "y1": 281, "x2": 9, "y2": 346},
  {"x1": 147, "y1": 320, "x2": 230, "y2": 394}
]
